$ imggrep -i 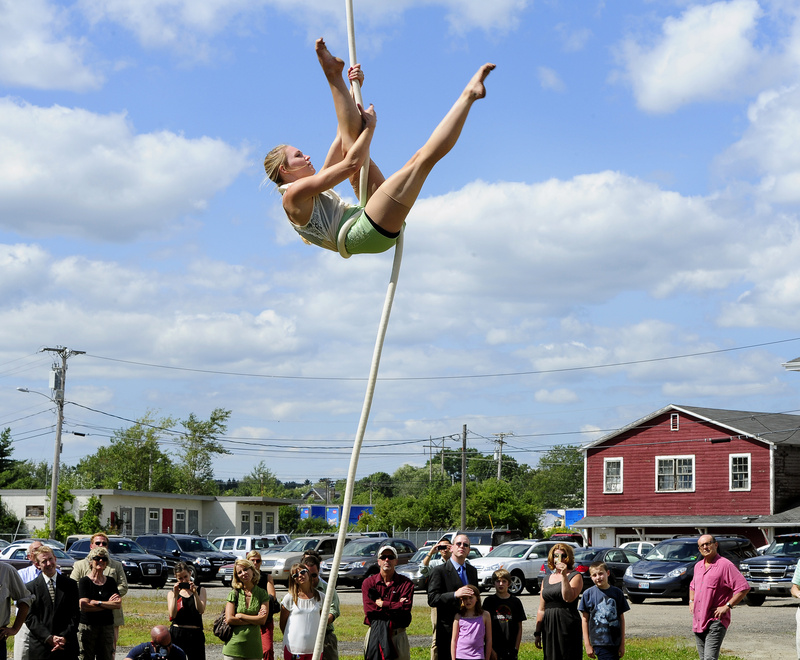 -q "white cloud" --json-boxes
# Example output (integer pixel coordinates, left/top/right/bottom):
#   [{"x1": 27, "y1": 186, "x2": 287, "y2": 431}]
[
  {"x1": 537, "y1": 66, "x2": 566, "y2": 92},
  {"x1": 0, "y1": 98, "x2": 251, "y2": 241},
  {"x1": 555, "y1": 23, "x2": 592, "y2": 52},
  {"x1": 0, "y1": 0, "x2": 102, "y2": 91},
  {"x1": 534, "y1": 388, "x2": 579, "y2": 404},
  {"x1": 617, "y1": 0, "x2": 763, "y2": 113}
]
